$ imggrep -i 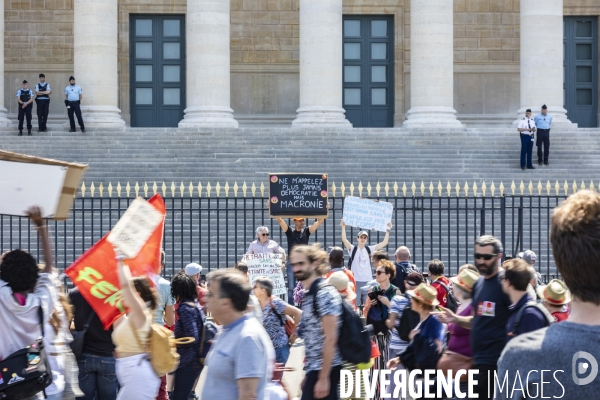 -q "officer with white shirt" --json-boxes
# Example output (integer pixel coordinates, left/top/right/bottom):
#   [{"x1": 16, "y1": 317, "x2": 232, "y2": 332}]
[
  {"x1": 534, "y1": 104, "x2": 552, "y2": 166},
  {"x1": 517, "y1": 108, "x2": 537, "y2": 170},
  {"x1": 64, "y1": 76, "x2": 85, "y2": 133},
  {"x1": 35, "y1": 73, "x2": 51, "y2": 132},
  {"x1": 16, "y1": 80, "x2": 35, "y2": 136}
]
